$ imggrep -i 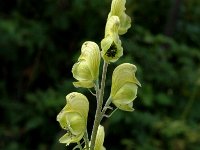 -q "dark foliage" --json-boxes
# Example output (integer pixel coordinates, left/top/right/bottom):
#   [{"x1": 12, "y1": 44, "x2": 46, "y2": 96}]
[{"x1": 0, "y1": 0, "x2": 200, "y2": 149}]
